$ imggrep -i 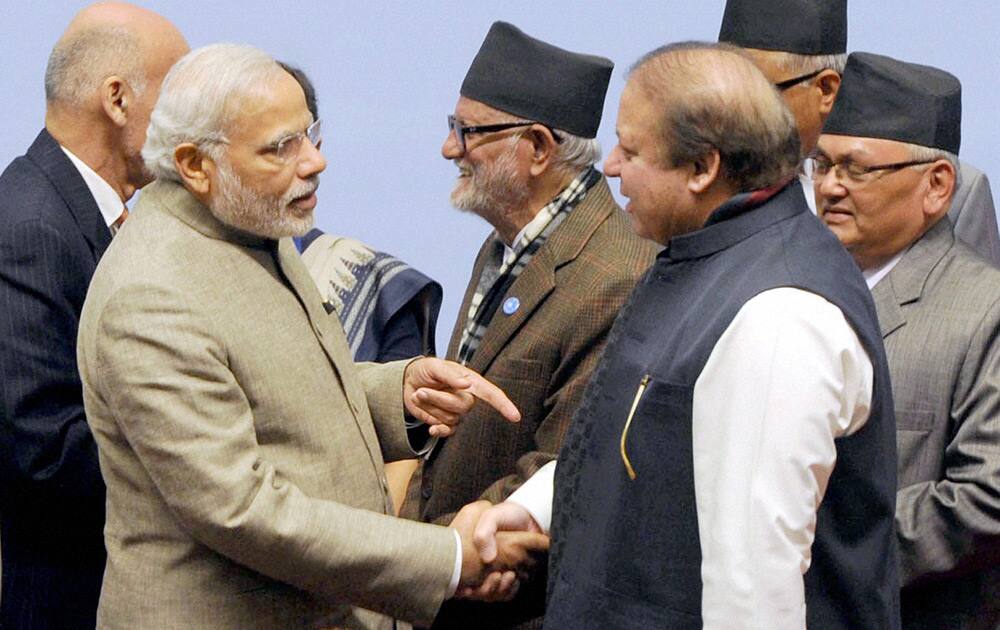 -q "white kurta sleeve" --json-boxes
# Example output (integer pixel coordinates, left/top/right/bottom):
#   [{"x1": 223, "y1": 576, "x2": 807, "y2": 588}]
[
  {"x1": 506, "y1": 460, "x2": 557, "y2": 533},
  {"x1": 693, "y1": 287, "x2": 873, "y2": 630}
]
